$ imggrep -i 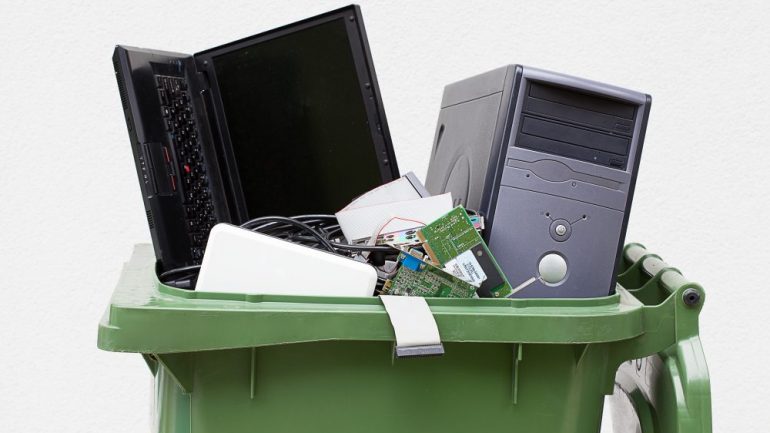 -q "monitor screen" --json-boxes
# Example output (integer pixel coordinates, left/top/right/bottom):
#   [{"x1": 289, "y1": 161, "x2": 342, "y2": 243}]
[{"x1": 212, "y1": 18, "x2": 387, "y2": 219}]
